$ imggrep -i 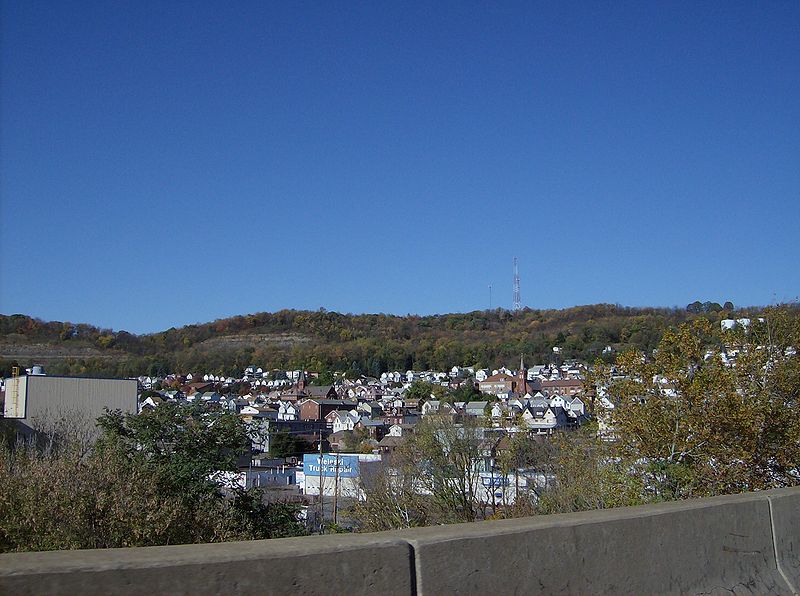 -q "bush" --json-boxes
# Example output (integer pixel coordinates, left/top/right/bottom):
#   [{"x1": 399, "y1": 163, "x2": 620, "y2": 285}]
[{"x1": 0, "y1": 404, "x2": 306, "y2": 553}]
